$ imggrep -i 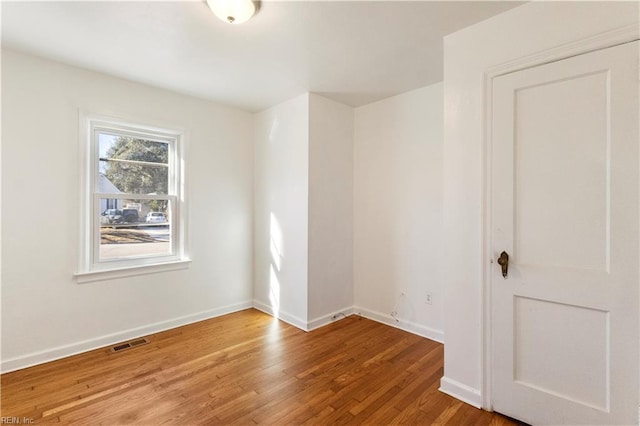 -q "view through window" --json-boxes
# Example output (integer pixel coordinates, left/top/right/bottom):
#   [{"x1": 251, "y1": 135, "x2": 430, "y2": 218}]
[{"x1": 91, "y1": 122, "x2": 181, "y2": 267}]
